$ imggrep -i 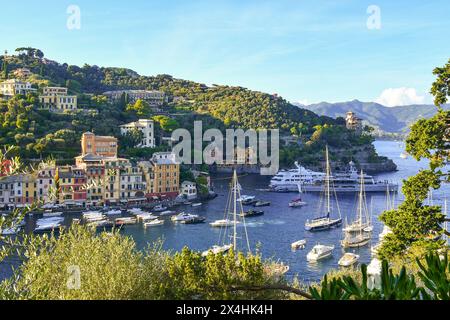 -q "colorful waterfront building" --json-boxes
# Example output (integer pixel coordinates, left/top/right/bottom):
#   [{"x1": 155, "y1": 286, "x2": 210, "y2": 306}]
[
  {"x1": 119, "y1": 161, "x2": 146, "y2": 204},
  {"x1": 56, "y1": 166, "x2": 87, "y2": 206},
  {"x1": 75, "y1": 154, "x2": 106, "y2": 206},
  {"x1": 80, "y1": 132, "x2": 118, "y2": 158},
  {"x1": 36, "y1": 163, "x2": 56, "y2": 204},
  {"x1": 102, "y1": 157, "x2": 129, "y2": 205},
  {"x1": 139, "y1": 152, "x2": 180, "y2": 200},
  {"x1": 0, "y1": 174, "x2": 35, "y2": 208}
]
